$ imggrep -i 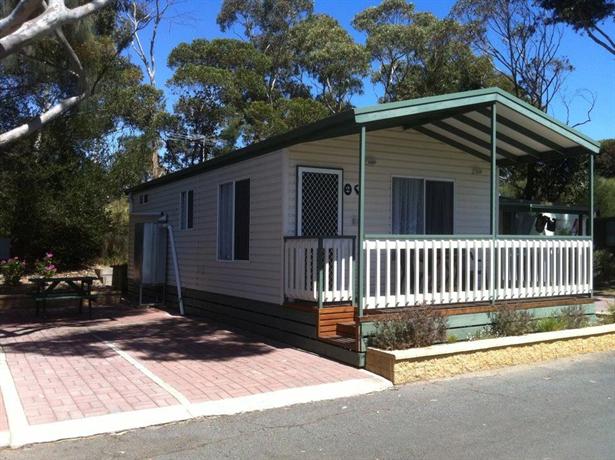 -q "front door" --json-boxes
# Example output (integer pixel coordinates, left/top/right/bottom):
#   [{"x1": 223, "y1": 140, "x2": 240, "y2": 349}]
[{"x1": 297, "y1": 167, "x2": 342, "y2": 237}]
